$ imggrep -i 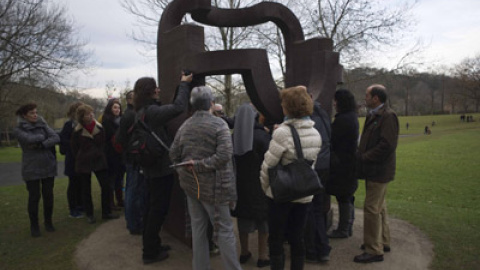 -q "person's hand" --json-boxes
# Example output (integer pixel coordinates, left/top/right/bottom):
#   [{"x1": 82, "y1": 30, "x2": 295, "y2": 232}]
[
  {"x1": 185, "y1": 159, "x2": 195, "y2": 171},
  {"x1": 181, "y1": 72, "x2": 193, "y2": 83},
  {"x1": 273, "y1": 124, "x2": 280, "y2": 130},
  {"x1": 28, "y1": 142, "x2": 44, "y2": 150}
]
